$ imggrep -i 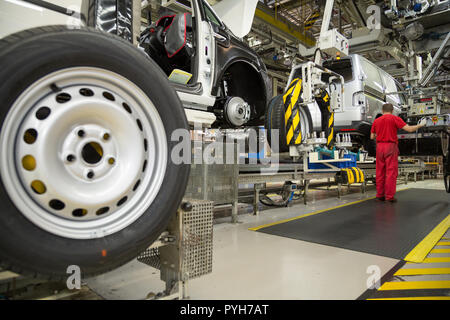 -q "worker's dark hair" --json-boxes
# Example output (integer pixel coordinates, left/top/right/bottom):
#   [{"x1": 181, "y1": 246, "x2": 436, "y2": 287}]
[{"x1": 382, "y1": 103, "x2": 394, "y2": 113}]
